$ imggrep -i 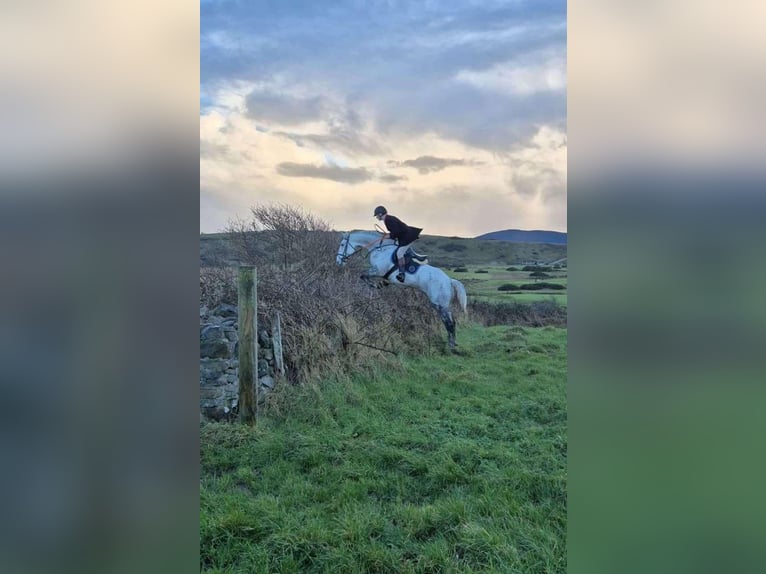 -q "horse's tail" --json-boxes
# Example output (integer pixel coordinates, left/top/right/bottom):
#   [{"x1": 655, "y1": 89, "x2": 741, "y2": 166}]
[{"x1": 451, "y1": 279, "x2": 468, "y2": 313}]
